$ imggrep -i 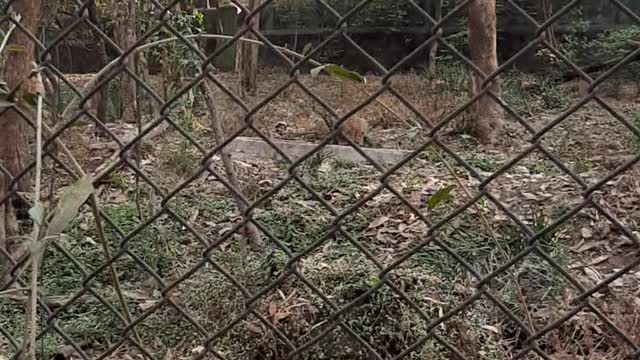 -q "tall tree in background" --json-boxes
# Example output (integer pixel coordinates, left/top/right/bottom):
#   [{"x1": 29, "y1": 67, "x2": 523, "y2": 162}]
[
  {"x1": 540, "y1": 0, "x2": 559, "y2": 48},
  {"x1": 235, "y1": 0, "x2": 261, "y2": 96},
  {"x1": 466, "y1": 0, "x2": 503, "y2": 144},
  {"x1": 88, "y1": 0, "x2": 110, "y2": 125},
  {"x1": 112, "y1": 0, "x2": 138, "y2": 122},
  {"x1": 0, "y1": 0, "x2": 41, "y2": 270},
  {"x1": 427, "y1": 0, "x2": 443, "y2": 75}
]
